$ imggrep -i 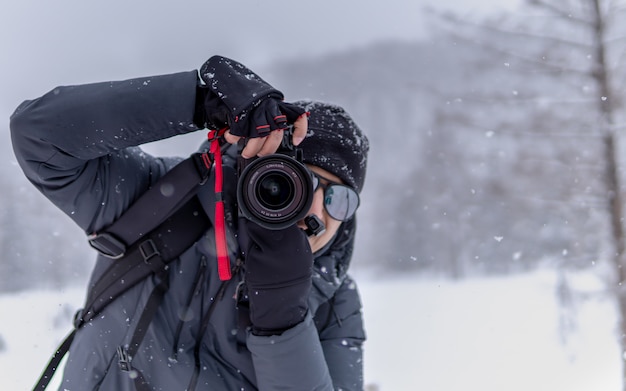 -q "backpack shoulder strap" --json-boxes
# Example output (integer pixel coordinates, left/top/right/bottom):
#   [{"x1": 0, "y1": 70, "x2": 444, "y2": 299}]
[
  {"x1": 32, "y1": 330, "x2": 76, "y2": 390},
  {"x1": 32, "y1": 153, "x2": 214, "y2": 391},
  {"x1": 88, "y1": 153, "x2": 212, "y2": 258},
  {"x1": 79, "y1": 152, "x2": 214, "y2": 324},
  {"x1": 79, "y1": 195, "x2": 210, "y2": 325}
]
